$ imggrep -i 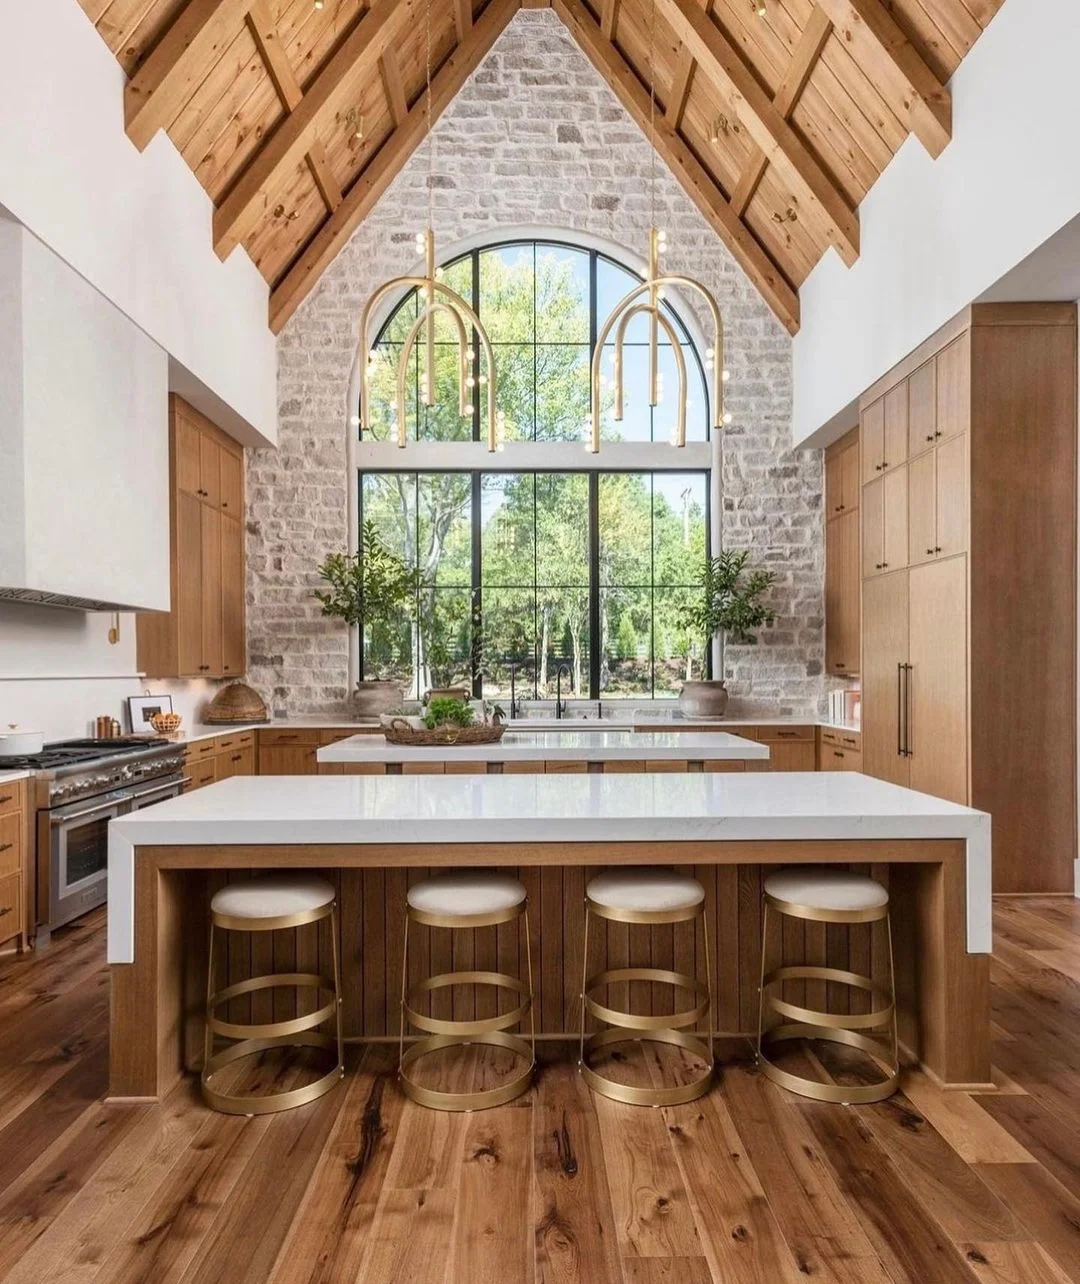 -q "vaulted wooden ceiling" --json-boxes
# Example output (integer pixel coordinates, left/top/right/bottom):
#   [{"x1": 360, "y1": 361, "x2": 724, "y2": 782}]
[{"x1": 79, "y1": 0, "x2": 1004, "y2": 334}]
